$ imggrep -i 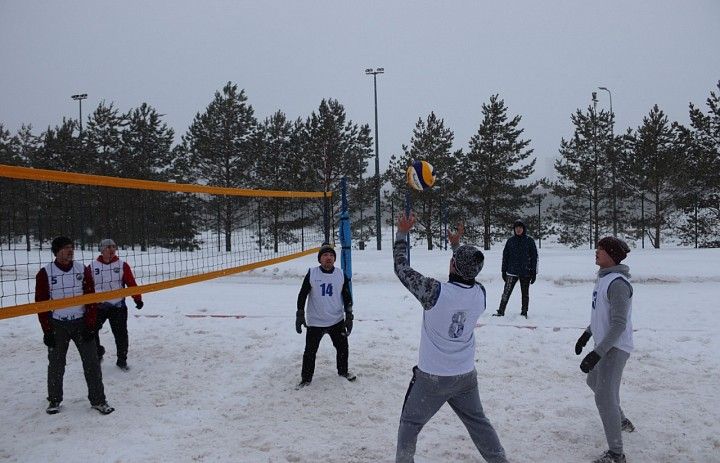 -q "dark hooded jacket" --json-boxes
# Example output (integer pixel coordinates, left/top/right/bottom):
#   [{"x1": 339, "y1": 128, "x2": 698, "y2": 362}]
[{"x1": 501, "y1": 220, "x2": 538, "y2": 277}]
